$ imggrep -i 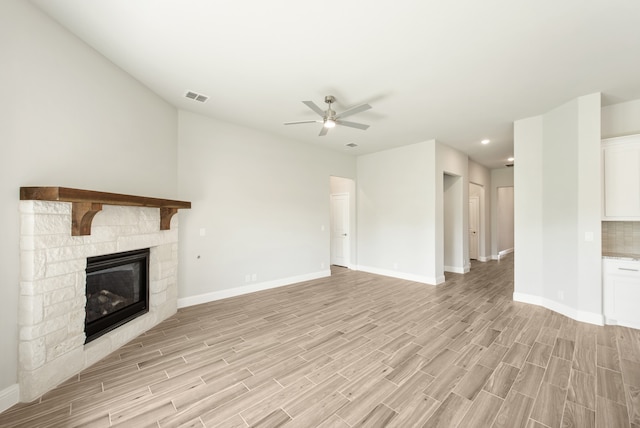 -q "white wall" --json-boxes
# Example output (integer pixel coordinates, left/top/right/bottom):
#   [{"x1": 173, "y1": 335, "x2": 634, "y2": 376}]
[
  {"x1": 514, "y1": 117, "x2": 544, "y2": 299},
  {"x1": 356, "y1": 140, "x2": 469, "y2": 284},
  {"x1": 468, "y1": 161, "x2": 491, "y2": 262},
  {"x1": 438, "y1": 143, "x2": 469, "y2": 274},
  {"x1": 577, "y1": 95, "x2": 602, "y2": 317},
  {"x1": 0, "y1": 0, "x2": 178, "y2": 408},
  {"x1": 497, "y1": 186, "x2": 514, "y2": 254},
  {"x1": 443, "y1": 174, "x2": 464, "y2": 272},
  {"x1": 176, "y1": 111, "x2": 357, "y2": 305},
  {"x1": 543, "y1": 99, "x2": 580, "y2": 309},
  {"x1": 357, "y1": 141, "x2": 438, "y2": 283},
  {"x1": 490, "y1": 168, "x2": 514, "y2": 258},
  {"x1": 514, "y1": 93, "x2": 602, "y2": 325}
]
